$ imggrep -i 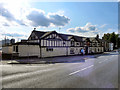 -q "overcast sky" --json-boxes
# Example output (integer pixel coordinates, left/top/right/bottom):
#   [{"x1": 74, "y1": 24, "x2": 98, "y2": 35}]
[{"x1": 0, "y1": 0, "x2": 118, "y2": 41}]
